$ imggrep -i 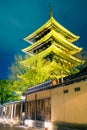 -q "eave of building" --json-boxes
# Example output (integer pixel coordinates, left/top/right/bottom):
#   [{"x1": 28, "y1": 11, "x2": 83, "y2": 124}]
[
  {"x1": 24, "y1": 16, "x2": 79, "y2": 44},
  {"x1": 22, "y1": 41, "x2": 79, "y2": 57},
  {"x1": 53, "y1": 42, "x2": 79, "y2": 55},
  {"x1": 53, "y1": 30, "x2": 82, "y2": 52},
  {"x1": 51, "y1": 17, "x2": 80, "y2": 42},
  {"x1": 24, "y1": 70, "x2": 87, "y2": 95},
  {"x1": 21, "y1": 44, "x2": 82, "y2": 68},
  {"x1": 22, "y1": 30, "x2": 82, "y2": 55},
  {"x1": 24, "y1": 20, "x2": 51, "y2": 43},
  {"x1": 50, "y1": 61, "x2": 71, "y2": 74},
  {"x1": 22, "y1": 49, "x2": 34, "y2": 56},
  {"x1": 24, "y1": 79, "x2": 53, "y2": 95}
]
